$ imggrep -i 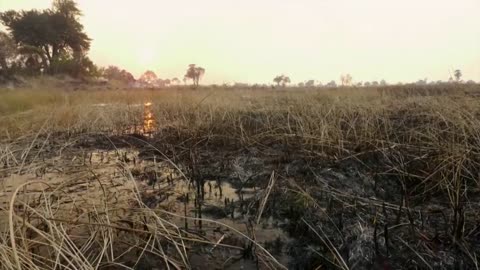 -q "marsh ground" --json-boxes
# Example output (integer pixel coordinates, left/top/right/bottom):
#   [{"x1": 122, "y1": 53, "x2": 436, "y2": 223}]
[{"x1": 1, "y1": 83, "x2": 480, "y2": 269}]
